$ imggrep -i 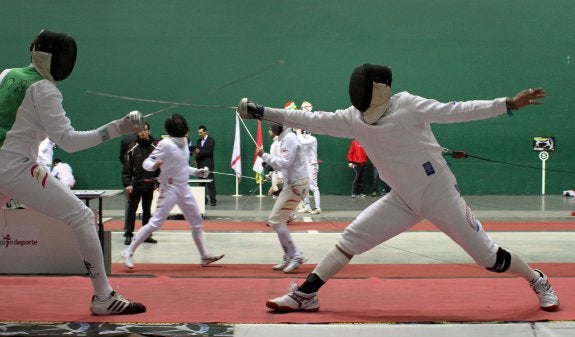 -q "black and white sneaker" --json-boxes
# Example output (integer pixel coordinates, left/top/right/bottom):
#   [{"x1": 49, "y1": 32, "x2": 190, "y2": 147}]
[{"x1": 90, "y1": 291, "x2": 146, "y2": 315}]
